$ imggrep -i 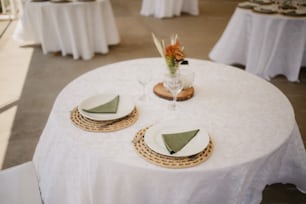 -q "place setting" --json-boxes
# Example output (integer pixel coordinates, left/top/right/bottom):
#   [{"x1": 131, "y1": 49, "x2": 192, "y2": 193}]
[
  {"x1": 252, "y1": 4, "x2": 279, "y2": 14},
  {"x1": 276, "y1": 0, "x2": 306, "y2": 16},
  {"x1": 238, "y1": 0, "x2": 273, "y2": 9},
  {"x1": 238, "y1": 0, "x2": 306, "y2": 16},
  {"x1": 280, "y1": 4, "x2": 306, "y2": 16},
  {"x1": 238, "y1": 0, "x2": 279, "y2": 14},
  {"x1": 132, "y1": 119, "x2": 214, "y2": 169},
  {"x1": 70, "y1": 94, "x2": 138, "y2": 132}
]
